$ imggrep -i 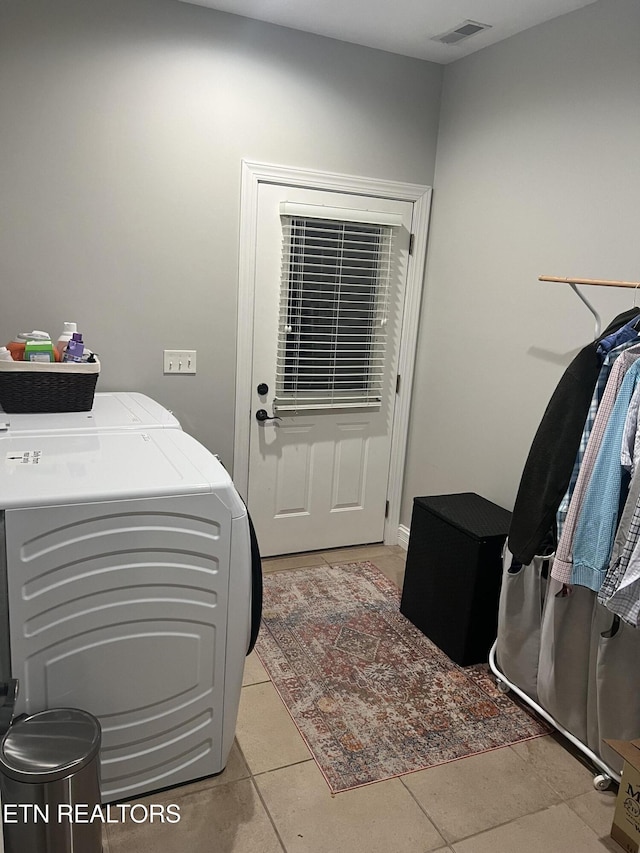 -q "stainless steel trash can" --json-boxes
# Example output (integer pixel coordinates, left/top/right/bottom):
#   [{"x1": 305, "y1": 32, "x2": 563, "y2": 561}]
[{"x1": 0, "y1": 708, "x2": 102, "y2": 853}]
